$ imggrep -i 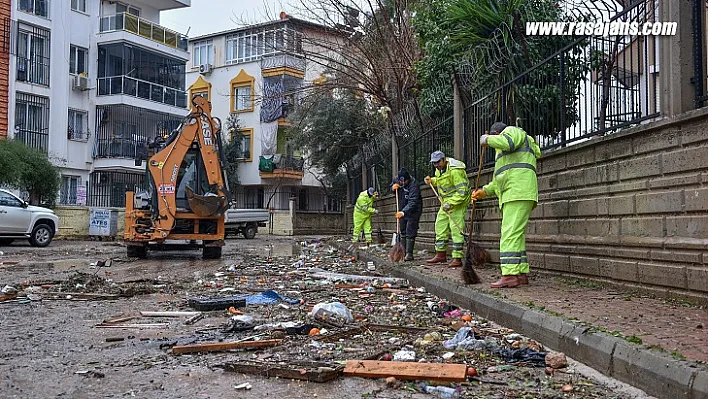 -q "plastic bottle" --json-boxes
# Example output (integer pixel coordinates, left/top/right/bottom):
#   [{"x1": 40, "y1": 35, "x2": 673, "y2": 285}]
[
  {"x1": 426, "y1": 301, "x2": 440, "y2": 312},
  {"x1": 422, "y1": 384, "x2": 459, "y2": 398}
]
